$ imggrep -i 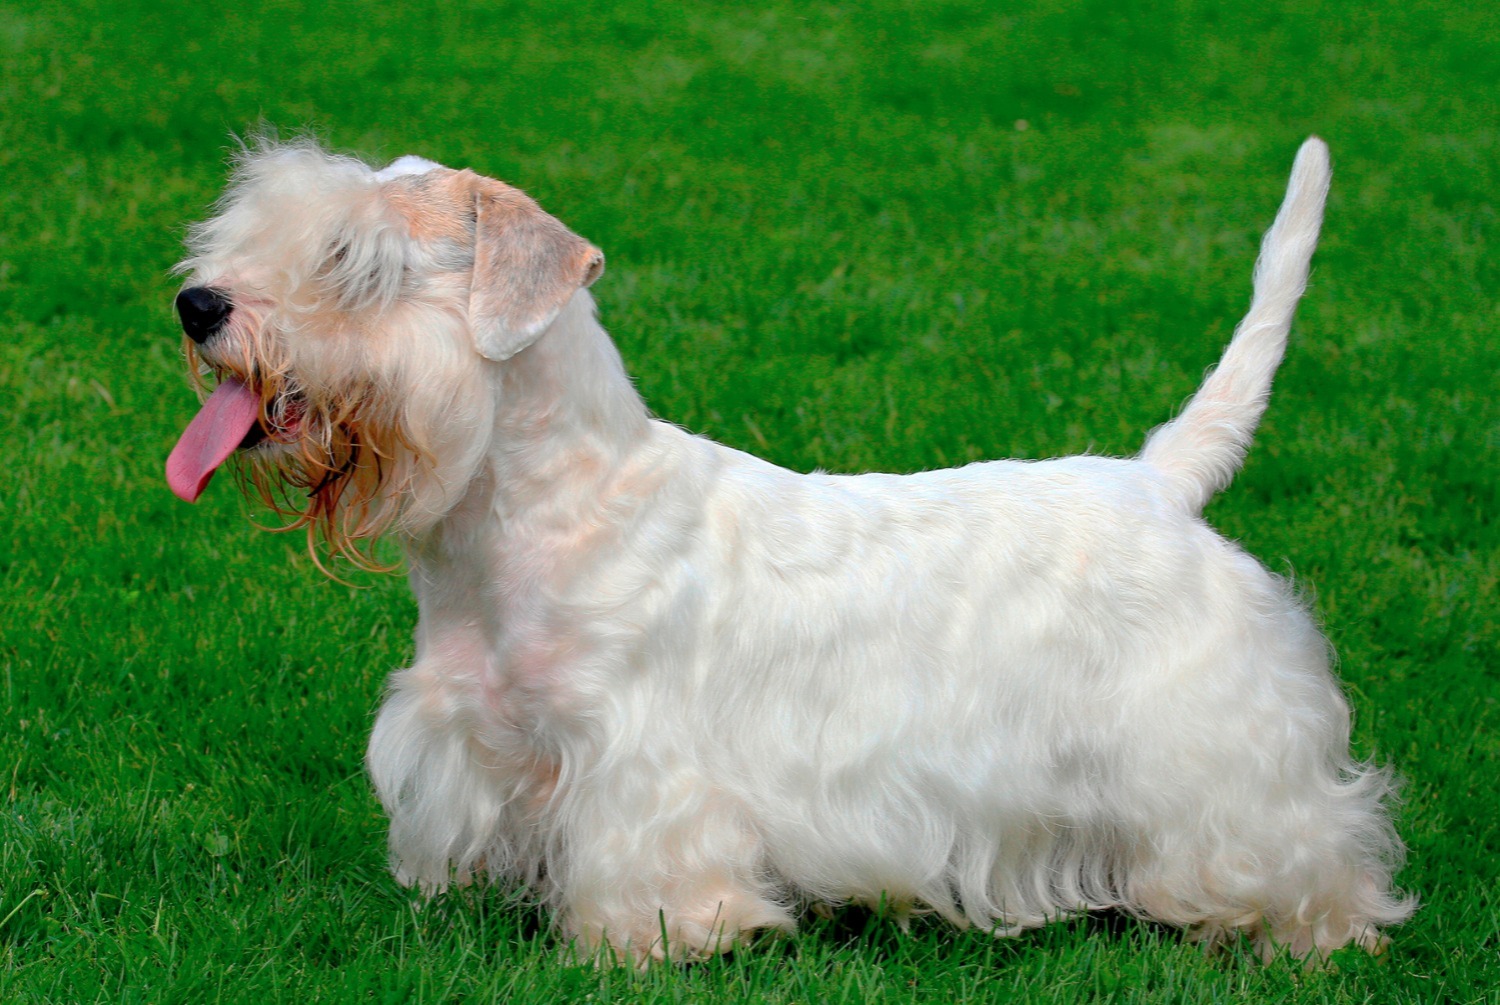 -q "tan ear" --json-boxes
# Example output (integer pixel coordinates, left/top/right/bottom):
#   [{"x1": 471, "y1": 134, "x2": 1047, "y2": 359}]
[{"x1": 466, "y1": 173, "x2": 604, "y2": 361}]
